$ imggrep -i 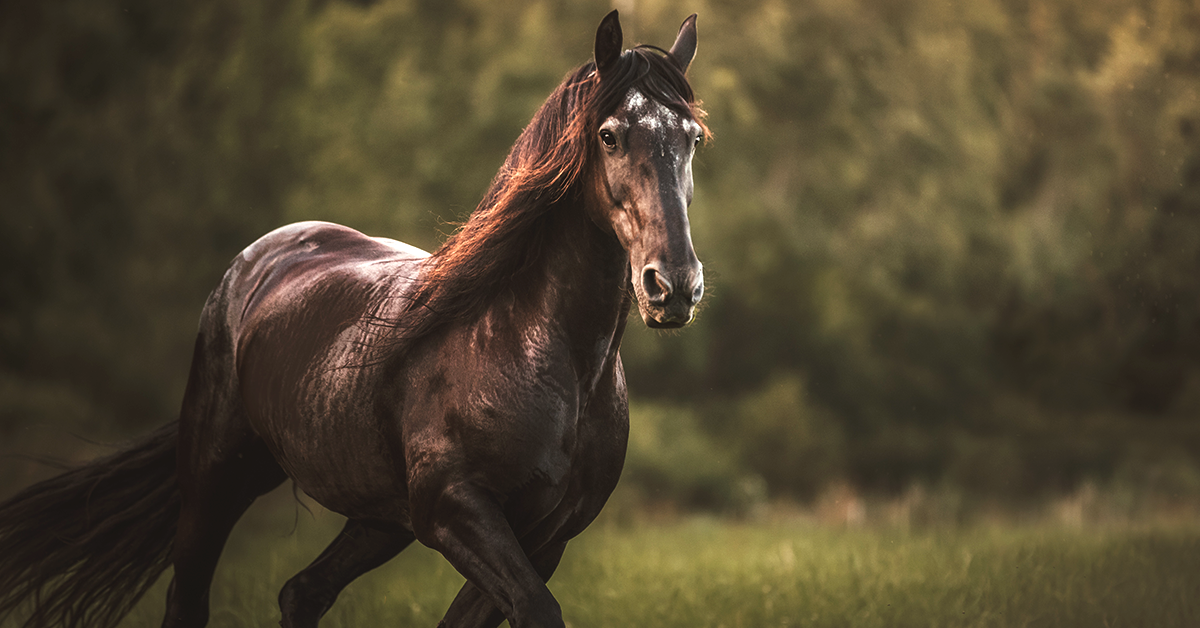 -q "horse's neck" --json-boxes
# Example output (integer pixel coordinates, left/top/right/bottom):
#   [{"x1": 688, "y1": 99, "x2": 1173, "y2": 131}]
[{"x1": 519, "y1": 201, "x2": 631, "y2": 379}]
